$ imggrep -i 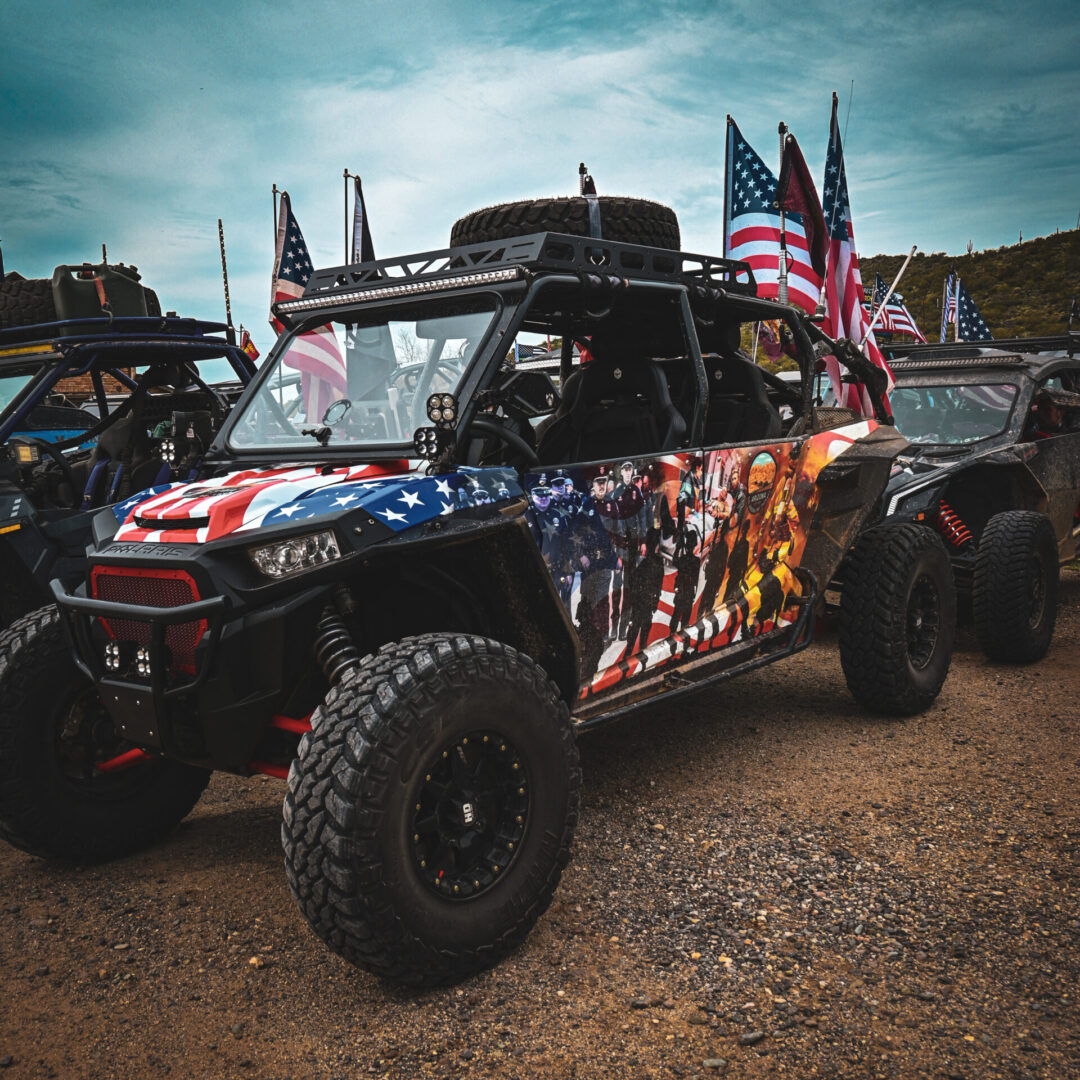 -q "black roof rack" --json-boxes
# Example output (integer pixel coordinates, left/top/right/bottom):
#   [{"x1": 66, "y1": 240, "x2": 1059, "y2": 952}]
[{"x1": 280, "y1": 232, "x2": 758, "y2": 319}]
